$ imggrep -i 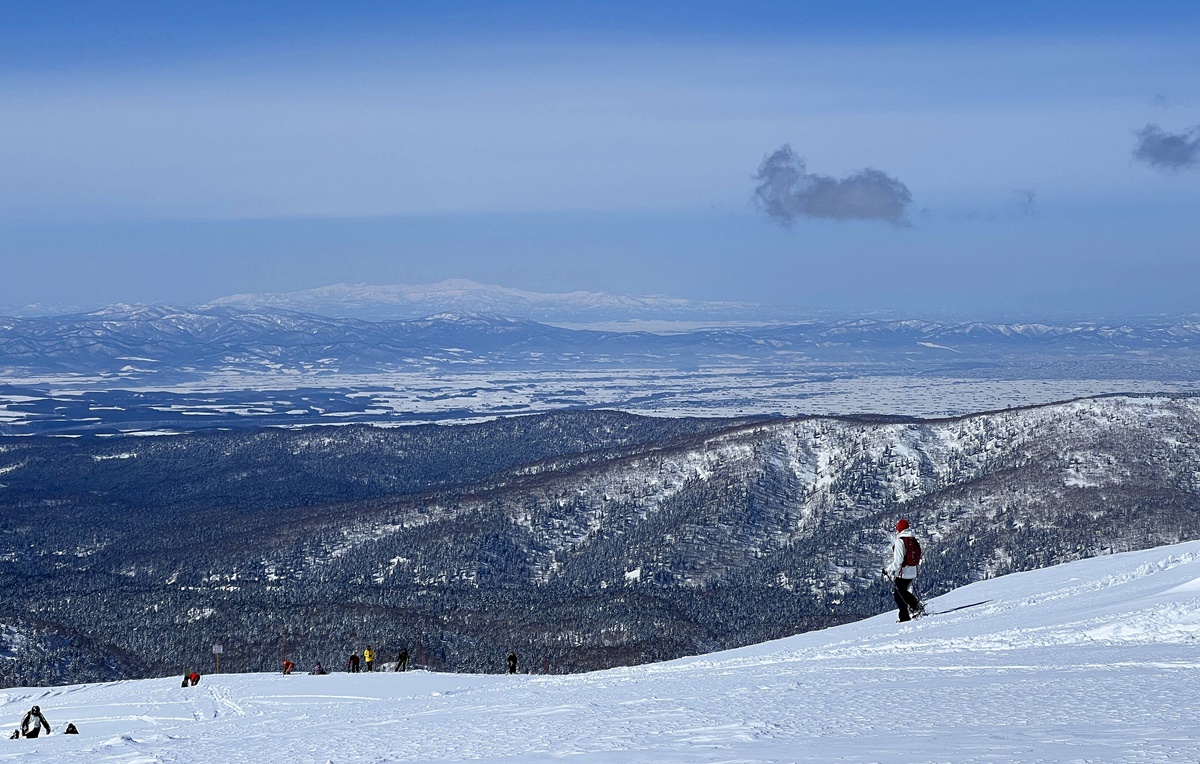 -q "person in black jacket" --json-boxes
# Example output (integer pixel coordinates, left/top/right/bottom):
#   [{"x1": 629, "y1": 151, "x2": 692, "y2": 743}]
[
  {"x1": 506, "y1": 651, "x2": 518, "y2": 674},
  {"x1": 20, "y1": 706, "x2": 50, "y2": 738},
  {"x1": 395, "y1": 648, "x2": 409, "y2": 672}
]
